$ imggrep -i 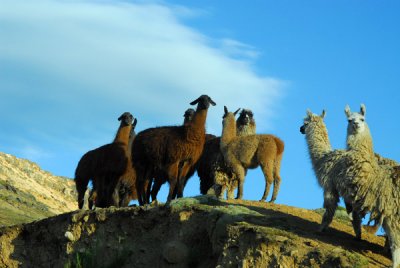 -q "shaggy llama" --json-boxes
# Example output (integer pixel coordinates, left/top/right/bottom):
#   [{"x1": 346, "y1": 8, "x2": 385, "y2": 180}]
[
  {"x1": 345, "y1": 104, "x2": 398, "y2": 234},
  {"x1": 301, "y1": 106, "x2": 400, "y2": 267},
  {"x1": 220, "y1": 106, "x2": 284, "y2": 202},
  {"x1": 337, "y1": 104, "x2": 400, "y2": 267}
]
